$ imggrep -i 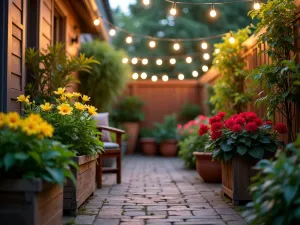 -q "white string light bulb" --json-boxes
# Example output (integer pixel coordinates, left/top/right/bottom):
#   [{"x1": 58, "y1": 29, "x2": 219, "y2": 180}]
[
  {"x1": 170, "y1": 3, "x2": 177, "y2": 16},
  {"x1": 215, "y1": 48, "x2": 220, "y2": 54},
  {"x1": 201, "y1": 42, "x2": 208, "y2": 50},
  {"x1": 178, "y1": 74, "x2": 185, "y2": 80},
  {"x1": 149, "y1": 40, "x2": 156, "y2": 48},
  {"x1": 186, "y1": 57, "x2": 192, "y2": 64},
  {"x1": 173, "y1": 43, "x2": 180, "y2": 51},
  {"x1": 131, "y1": 58, "x2": 138, "y2": 64},
  {"x1": 151, "y1": 75, "x2": 158, "y2": 82},
  {"x1": 156, "y1": 59, "x2": 163, "y2": 65},
  {"x1": 192, "y1": 71, "x2": 199, "y2": 77},
  {"x1": 143, "y1": 0, "x2": 150, "y2": 6},
  {"x1": 210, "y1": 4, "x2": 217, "y2": 18},
  {"x1": 202, "y1": 65, "x2": 209, "y2": 72},
  {"x1": 122, "y1": 58, "x2": 128, "y2": 64},
  {"x1": 142, "y1": 58, "x2": 148, "y2": 65},
  {"x1": 162, "y1": 75, "x2": 169, "y2": 82},
  {"x1": 94, "y1": 19, "x2": 100, "y2": 26},
  {"x1": 170, "y1": 58, "x2": 176, "y2": 65},
  {"x1": 203, "y1": 53, "x2": 210, "y2": 60},
  {"x1": 126, "y1": 36, "x2": 133, "y2": 44},
  {"x1": 109, "y1": 29, "x2": 116, "y2": 36},
  {"x1": 253, "y1": 1, "x2": 260, "y2": 10},
  {"x1": 141, "y1": 72, "x2": 147, "y2": 79},
  {"x1": 132, "y1": 73, "x2": 139, "y2": 80},
  {"x1": 229, "y1": 36, "x2": 235, "y2": 44}
]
